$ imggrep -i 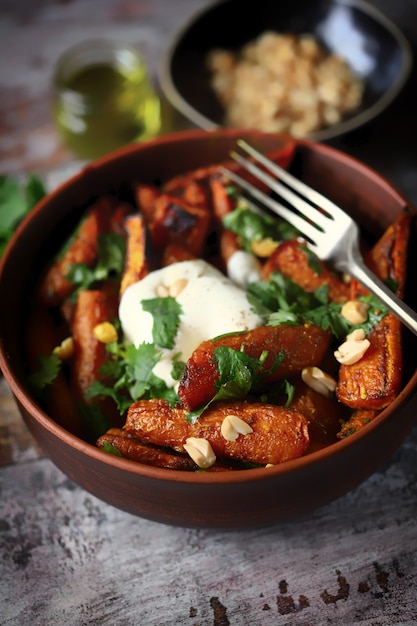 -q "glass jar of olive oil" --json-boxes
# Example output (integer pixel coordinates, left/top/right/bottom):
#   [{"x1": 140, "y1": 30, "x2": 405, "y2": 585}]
[{"x1": 52, "y1": 39, "x2": 161, "y2": 160}]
